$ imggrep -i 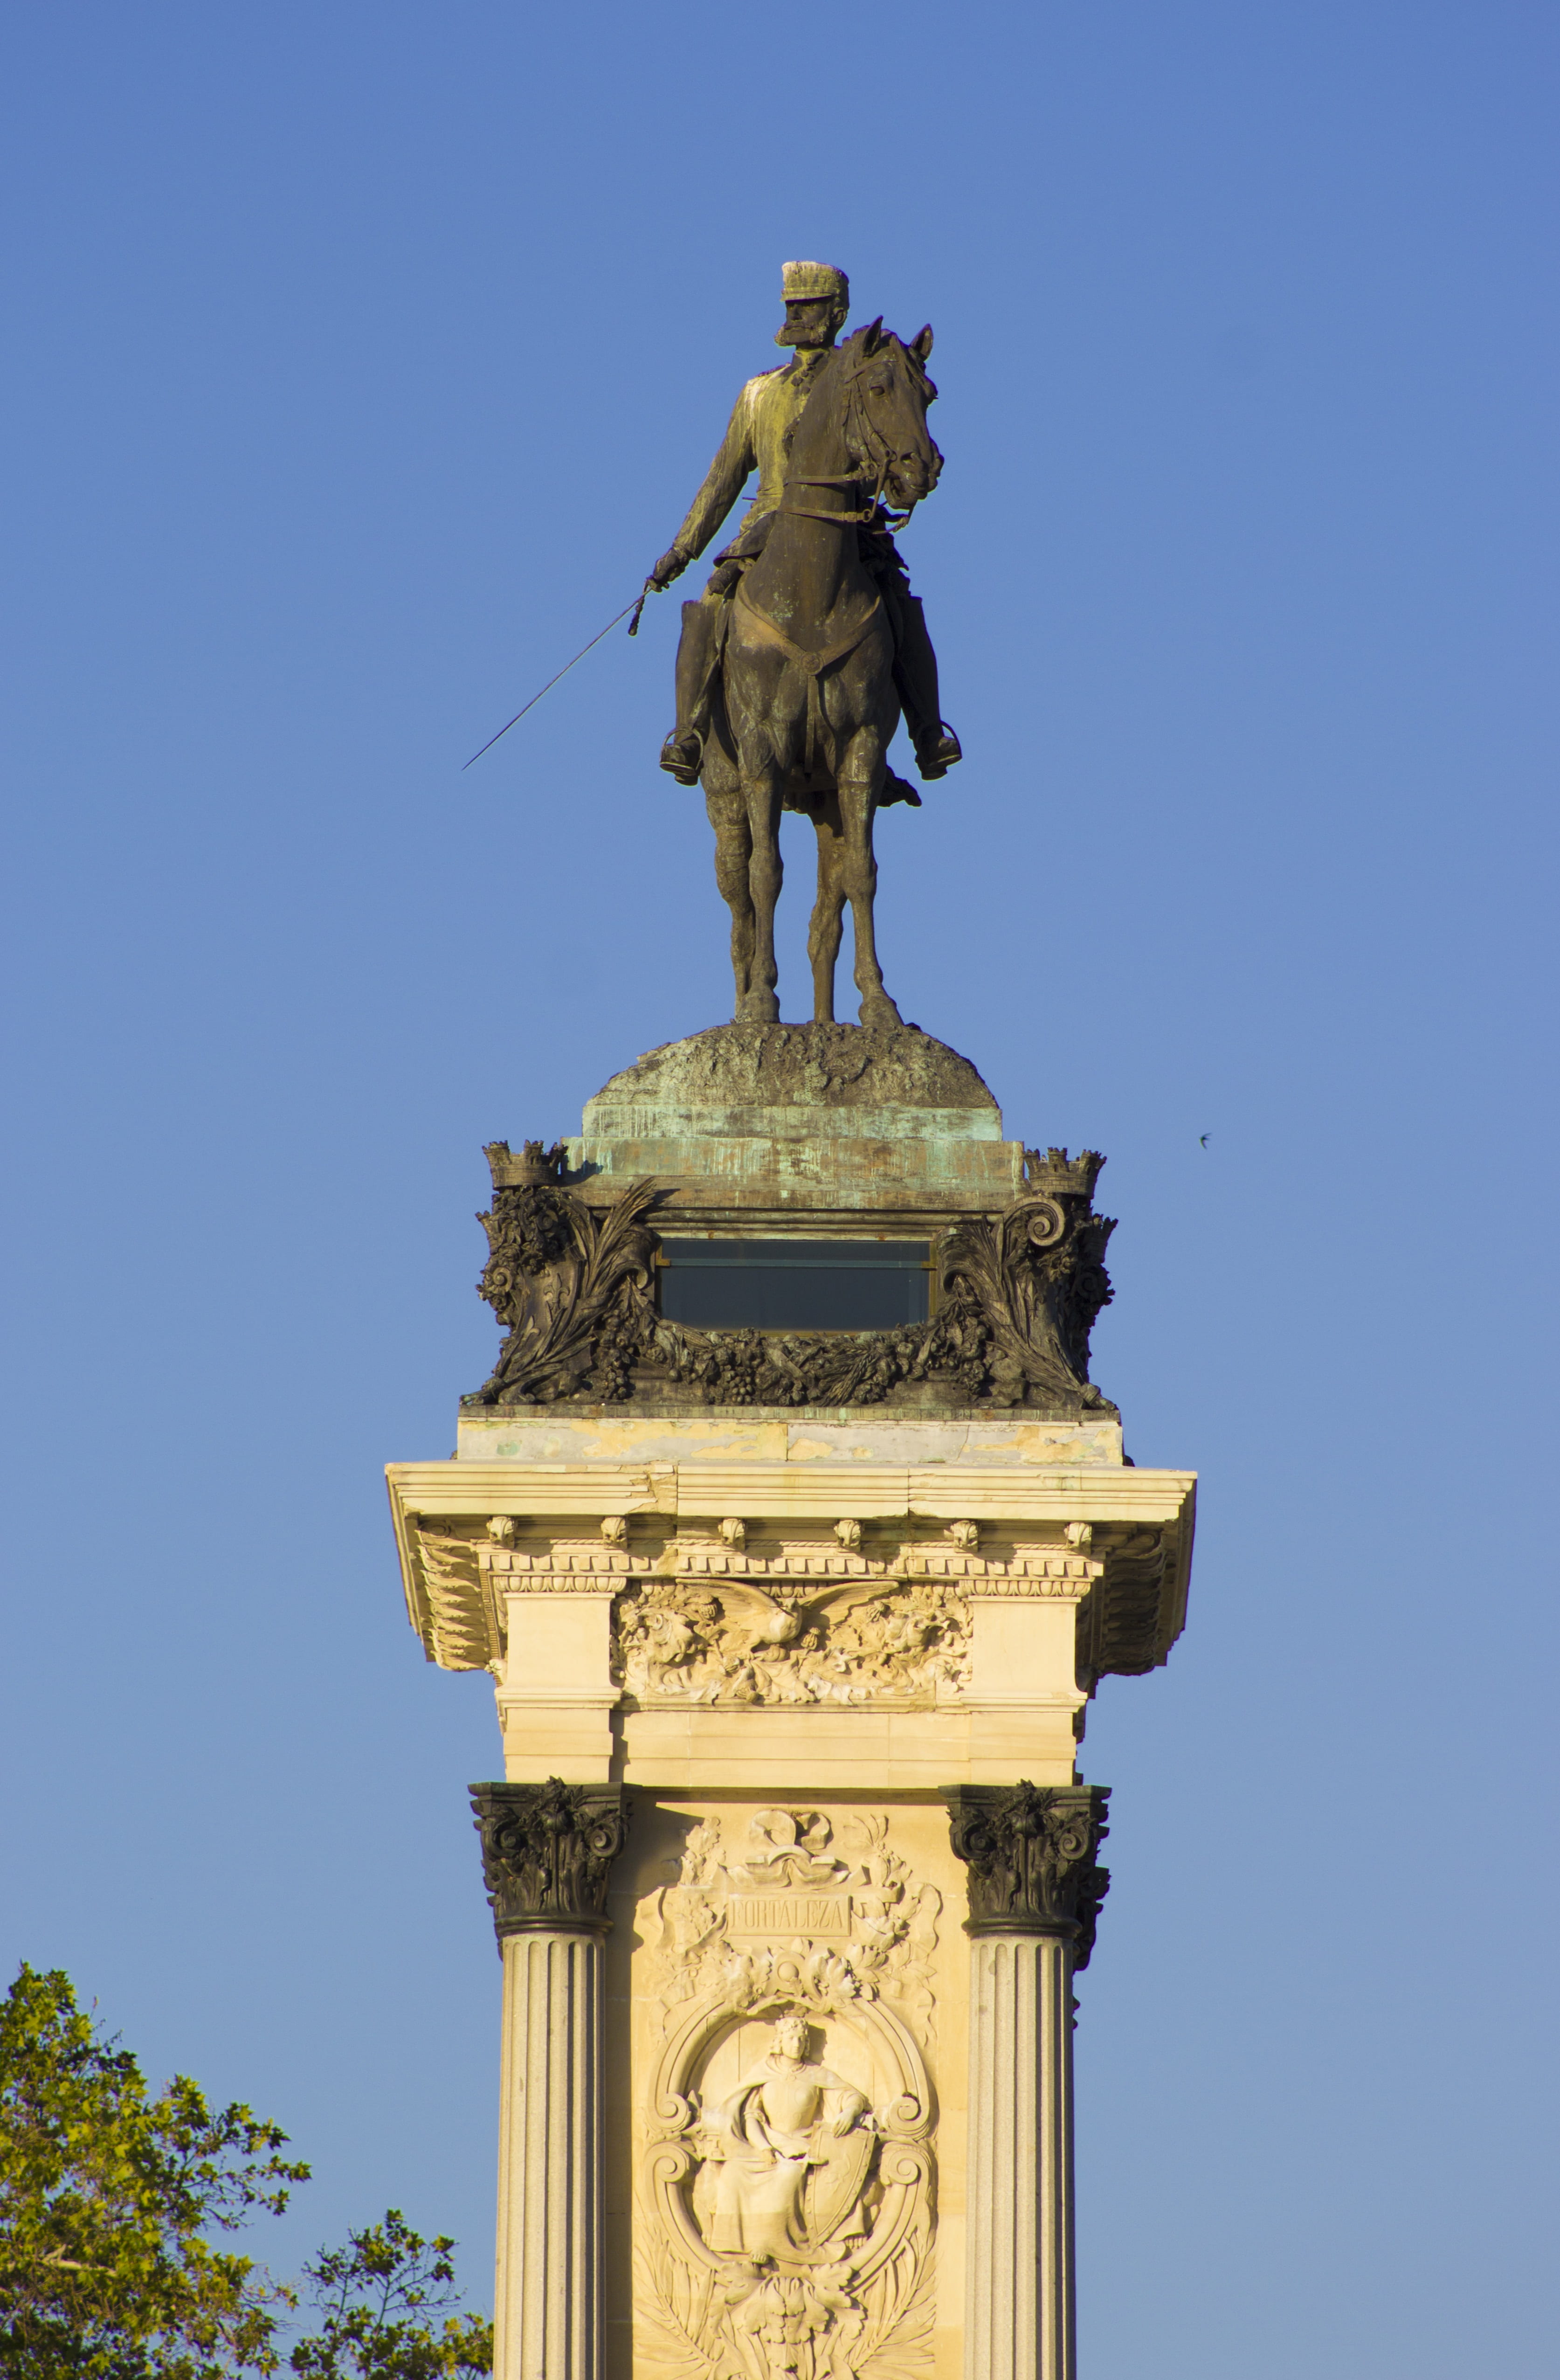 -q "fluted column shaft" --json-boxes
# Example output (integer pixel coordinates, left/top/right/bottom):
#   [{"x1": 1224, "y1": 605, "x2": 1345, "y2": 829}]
[
  {"x1": 966, "y1": 1932, "x2": 1075, "y2": 2380},
  {"x1": 495, "y1": 1929, "x2": 603, "y2": 2380},
  {"x1": 945, "y1": 1783, "x2": 1110, "y2": 2380},
  {"x1": 470, "y1": 1780, "x2": 630, "y2": 2380}
]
